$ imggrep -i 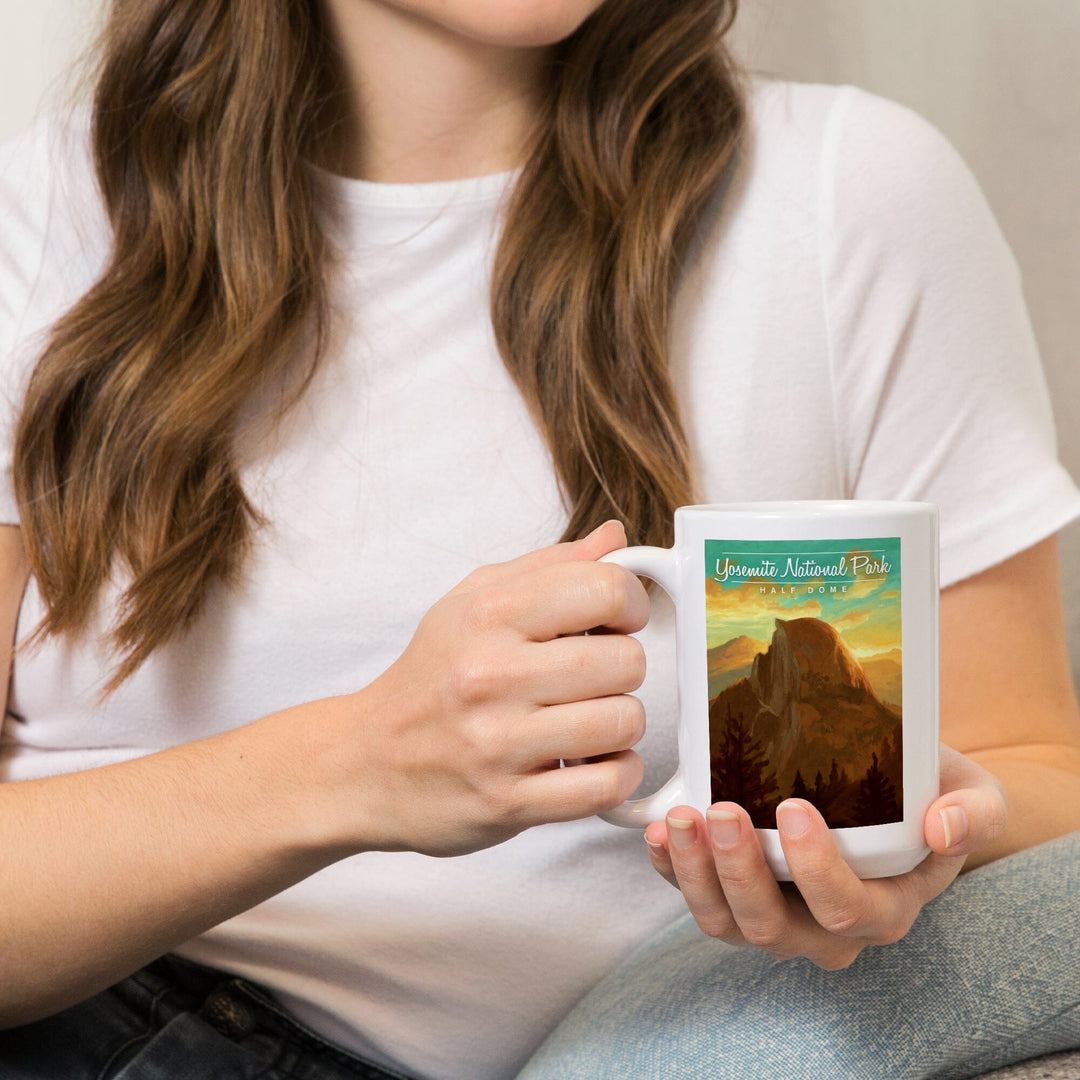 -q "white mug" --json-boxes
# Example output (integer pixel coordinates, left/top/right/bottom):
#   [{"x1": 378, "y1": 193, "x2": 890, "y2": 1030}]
[{"x1": 601, "y1": 501, "x2": 939, "y2": 880}]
